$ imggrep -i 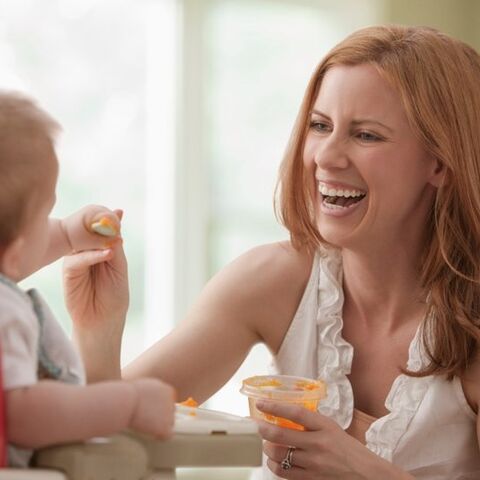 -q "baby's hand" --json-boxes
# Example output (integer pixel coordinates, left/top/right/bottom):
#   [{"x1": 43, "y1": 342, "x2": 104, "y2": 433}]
[
  {"x1": 60, "y1": 205, "x2": 122, "y2": 253},
  {"x1": 129, "y1": 379, "x2": 176, "y2": 439}
]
